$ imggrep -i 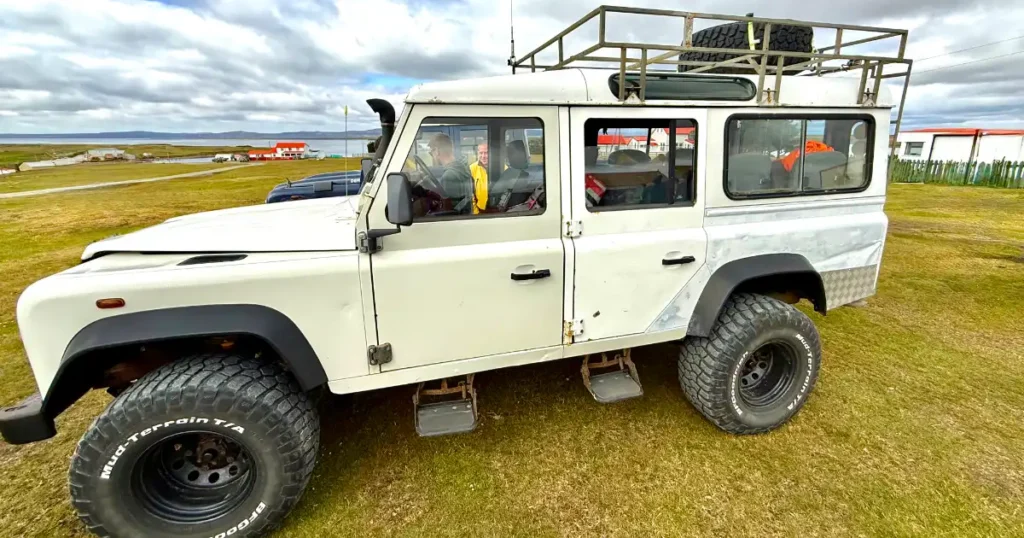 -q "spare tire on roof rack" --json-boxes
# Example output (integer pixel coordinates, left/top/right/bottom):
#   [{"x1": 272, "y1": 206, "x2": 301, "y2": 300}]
[{"x1": 678, "y1": 20, "x2": 813, "y2": 75}]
